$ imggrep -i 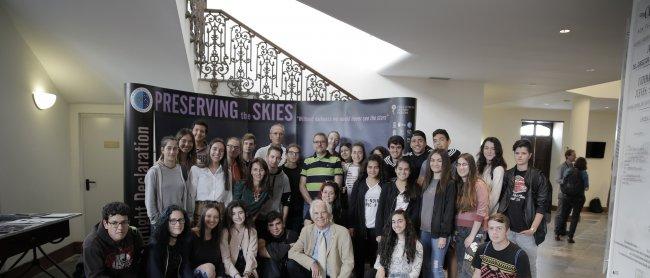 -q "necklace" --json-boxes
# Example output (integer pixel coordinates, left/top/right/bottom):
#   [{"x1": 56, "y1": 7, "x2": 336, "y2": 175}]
[{"x1": 253, "y1": 186, "x2": 262, "y2": 202}]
